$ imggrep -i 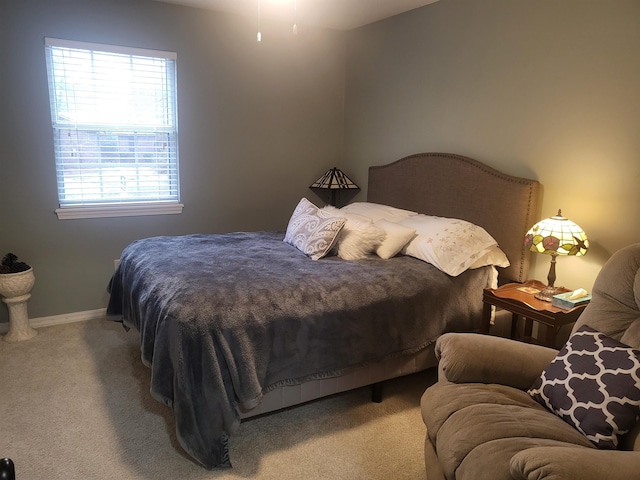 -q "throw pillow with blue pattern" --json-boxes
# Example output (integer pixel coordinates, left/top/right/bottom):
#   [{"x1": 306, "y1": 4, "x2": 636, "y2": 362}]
[{"x1": 528, "y1": 325, "x2": 640, "y2": 449}]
